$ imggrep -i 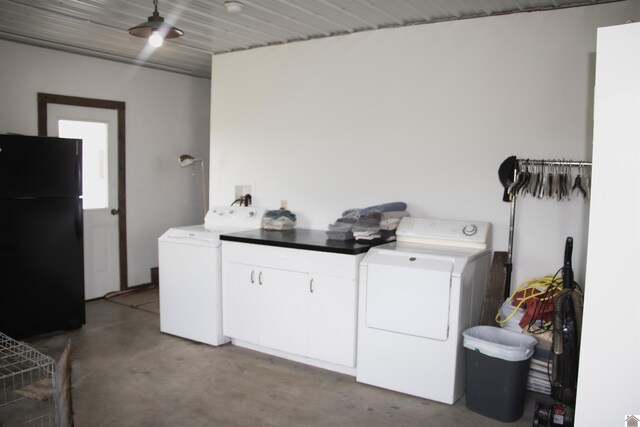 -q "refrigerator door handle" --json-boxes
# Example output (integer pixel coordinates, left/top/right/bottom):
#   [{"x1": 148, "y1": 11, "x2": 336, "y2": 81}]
[
  {"x1": 76, "y1": 154, "x2": 82, "y2": 196},
  {"x1": 75, "y1": 199, "x2": 83, "y2": 239}
]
